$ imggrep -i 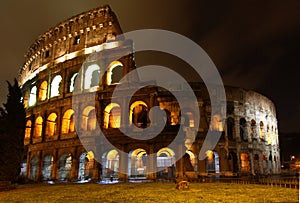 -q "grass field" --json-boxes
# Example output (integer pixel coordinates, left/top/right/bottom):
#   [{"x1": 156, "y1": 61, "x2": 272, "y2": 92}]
[{"x1": 0, "y1": 182, "x2": 298, "y2": 203}]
